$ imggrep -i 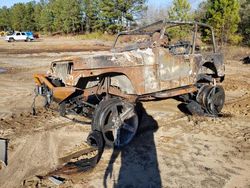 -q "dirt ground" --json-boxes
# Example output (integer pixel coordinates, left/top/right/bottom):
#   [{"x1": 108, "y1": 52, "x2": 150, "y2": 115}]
[{"x1": 0, "y1": 38, "x2": 250, "y2": 188}]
